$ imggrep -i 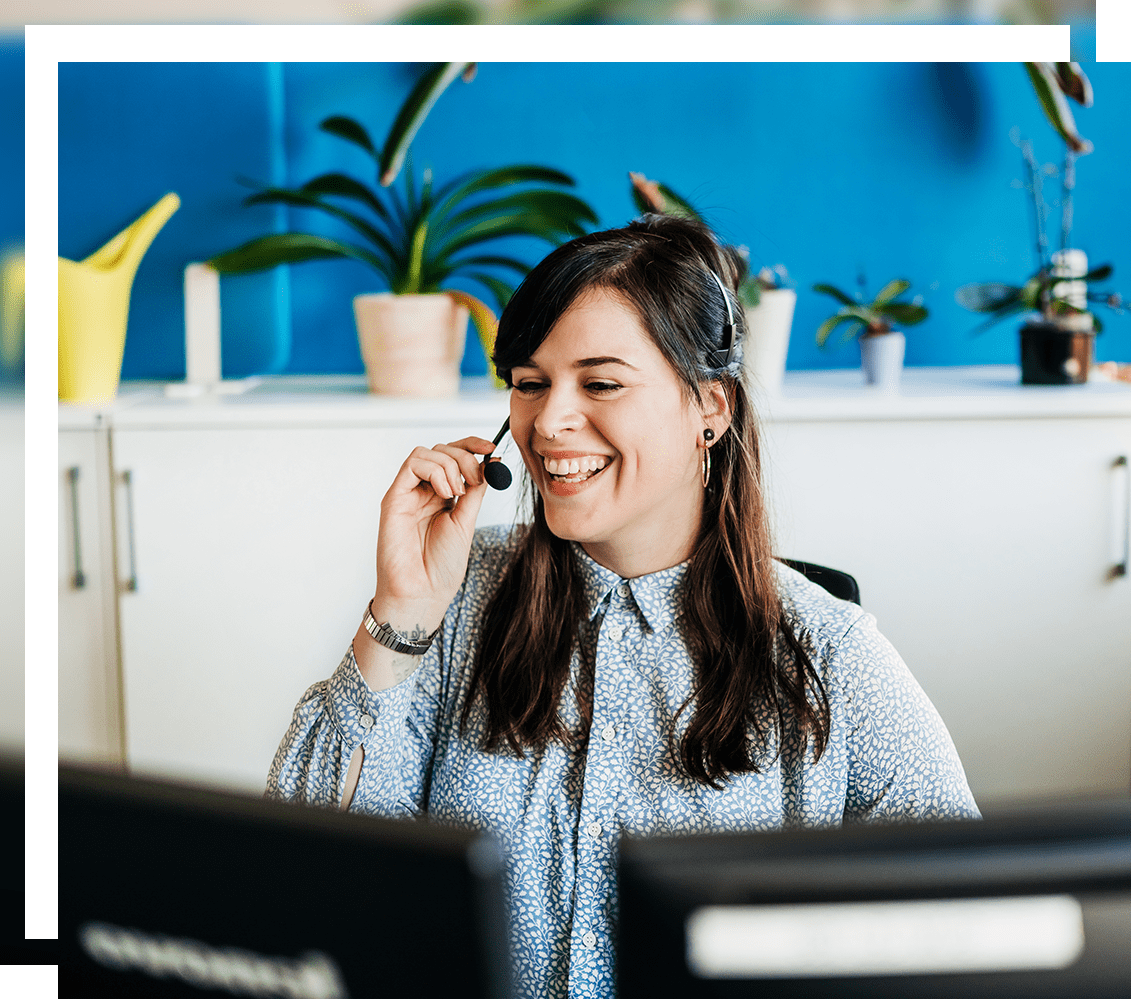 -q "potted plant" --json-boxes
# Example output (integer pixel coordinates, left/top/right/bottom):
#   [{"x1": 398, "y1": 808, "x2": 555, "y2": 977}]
[
  {"x1": 627, "y1": 172, "x2": 795, "y2": 393},
  {"x1": 813, "y1": 277, "x2": 929, "y2": 391},
  {"x1": 209, "y1": 62, "x2": 599, "y2": 396},
  {"x1": 956, "y1": 62, "x2": 1125, "y2": 385}
]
